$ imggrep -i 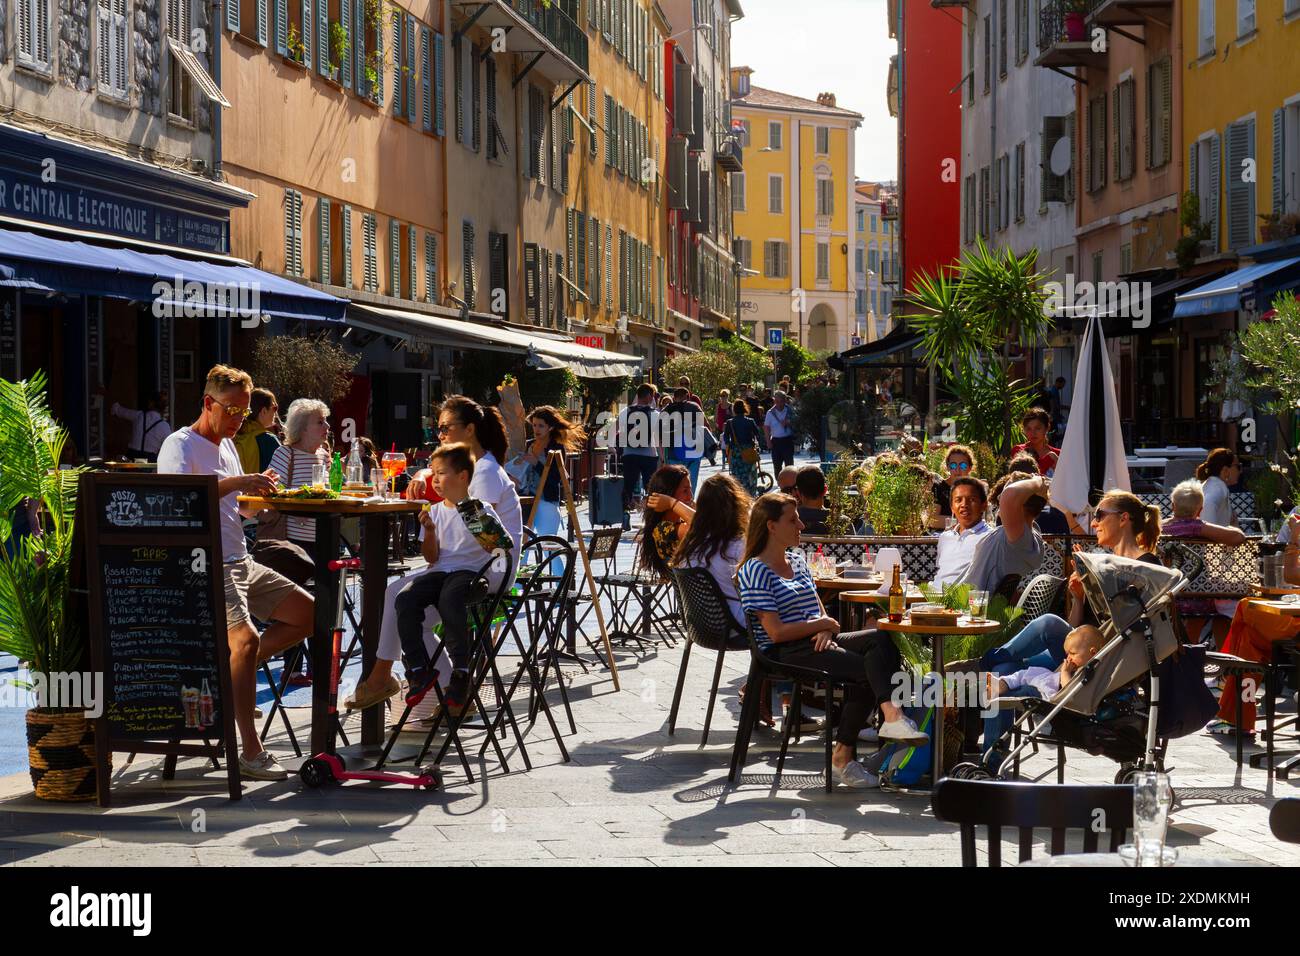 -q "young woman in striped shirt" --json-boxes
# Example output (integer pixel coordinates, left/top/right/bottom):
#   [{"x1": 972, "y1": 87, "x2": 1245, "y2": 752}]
[{"x1": 737, "y1": 493, "x2": 928, "y2": 789}]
